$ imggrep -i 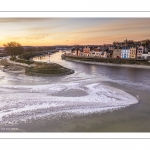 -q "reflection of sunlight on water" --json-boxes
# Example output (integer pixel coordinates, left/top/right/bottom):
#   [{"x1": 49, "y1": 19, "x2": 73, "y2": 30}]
[
  {"x1": 91, "y1": 65, "x2": 96, "y2": 73},
  {"x1": 33, "y1": 55, "x2": 49, "y2": 62},
  {"x1": 33, "y1": 52, "x2": 112, "y2": 82},
  {"x1": 1, "y1": 51, "x2": 150, "y2": 89}
]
